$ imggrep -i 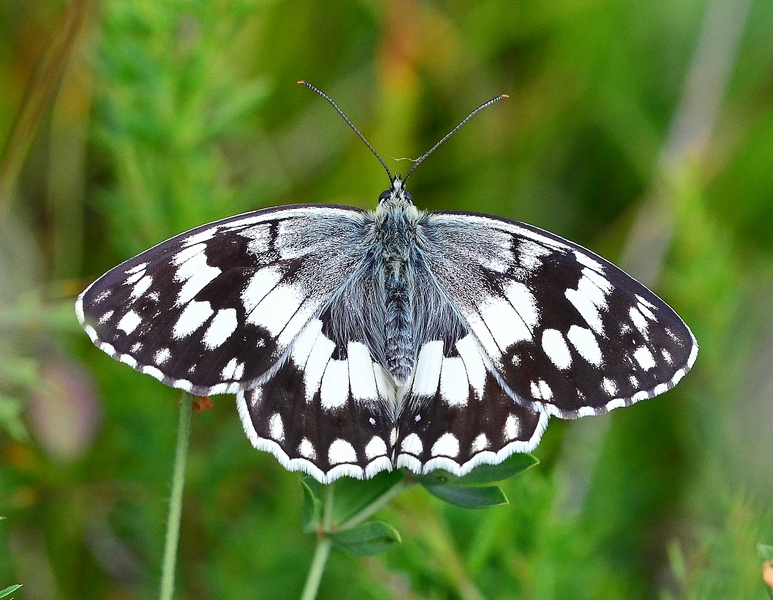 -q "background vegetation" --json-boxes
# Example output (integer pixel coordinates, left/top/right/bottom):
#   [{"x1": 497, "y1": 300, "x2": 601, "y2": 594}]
[{"x1": 1, "y1": 0, "x2": 772, "y2": 598}]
